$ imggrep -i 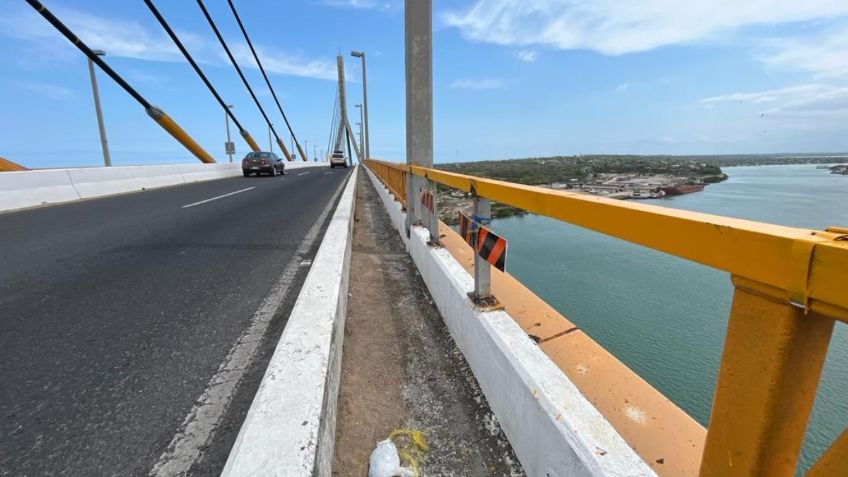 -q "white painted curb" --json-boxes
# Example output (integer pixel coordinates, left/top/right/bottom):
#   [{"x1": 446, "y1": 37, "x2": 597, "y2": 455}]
[
  {"x1": 222, "y1": 166, "x2": 358, "y2": 477},
  {"x1": 364, "y1": 167, "x2": 656, "y2": 477},
  {"x1": 0, "y1": 161, "x2": 328, "y2": 214}
]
